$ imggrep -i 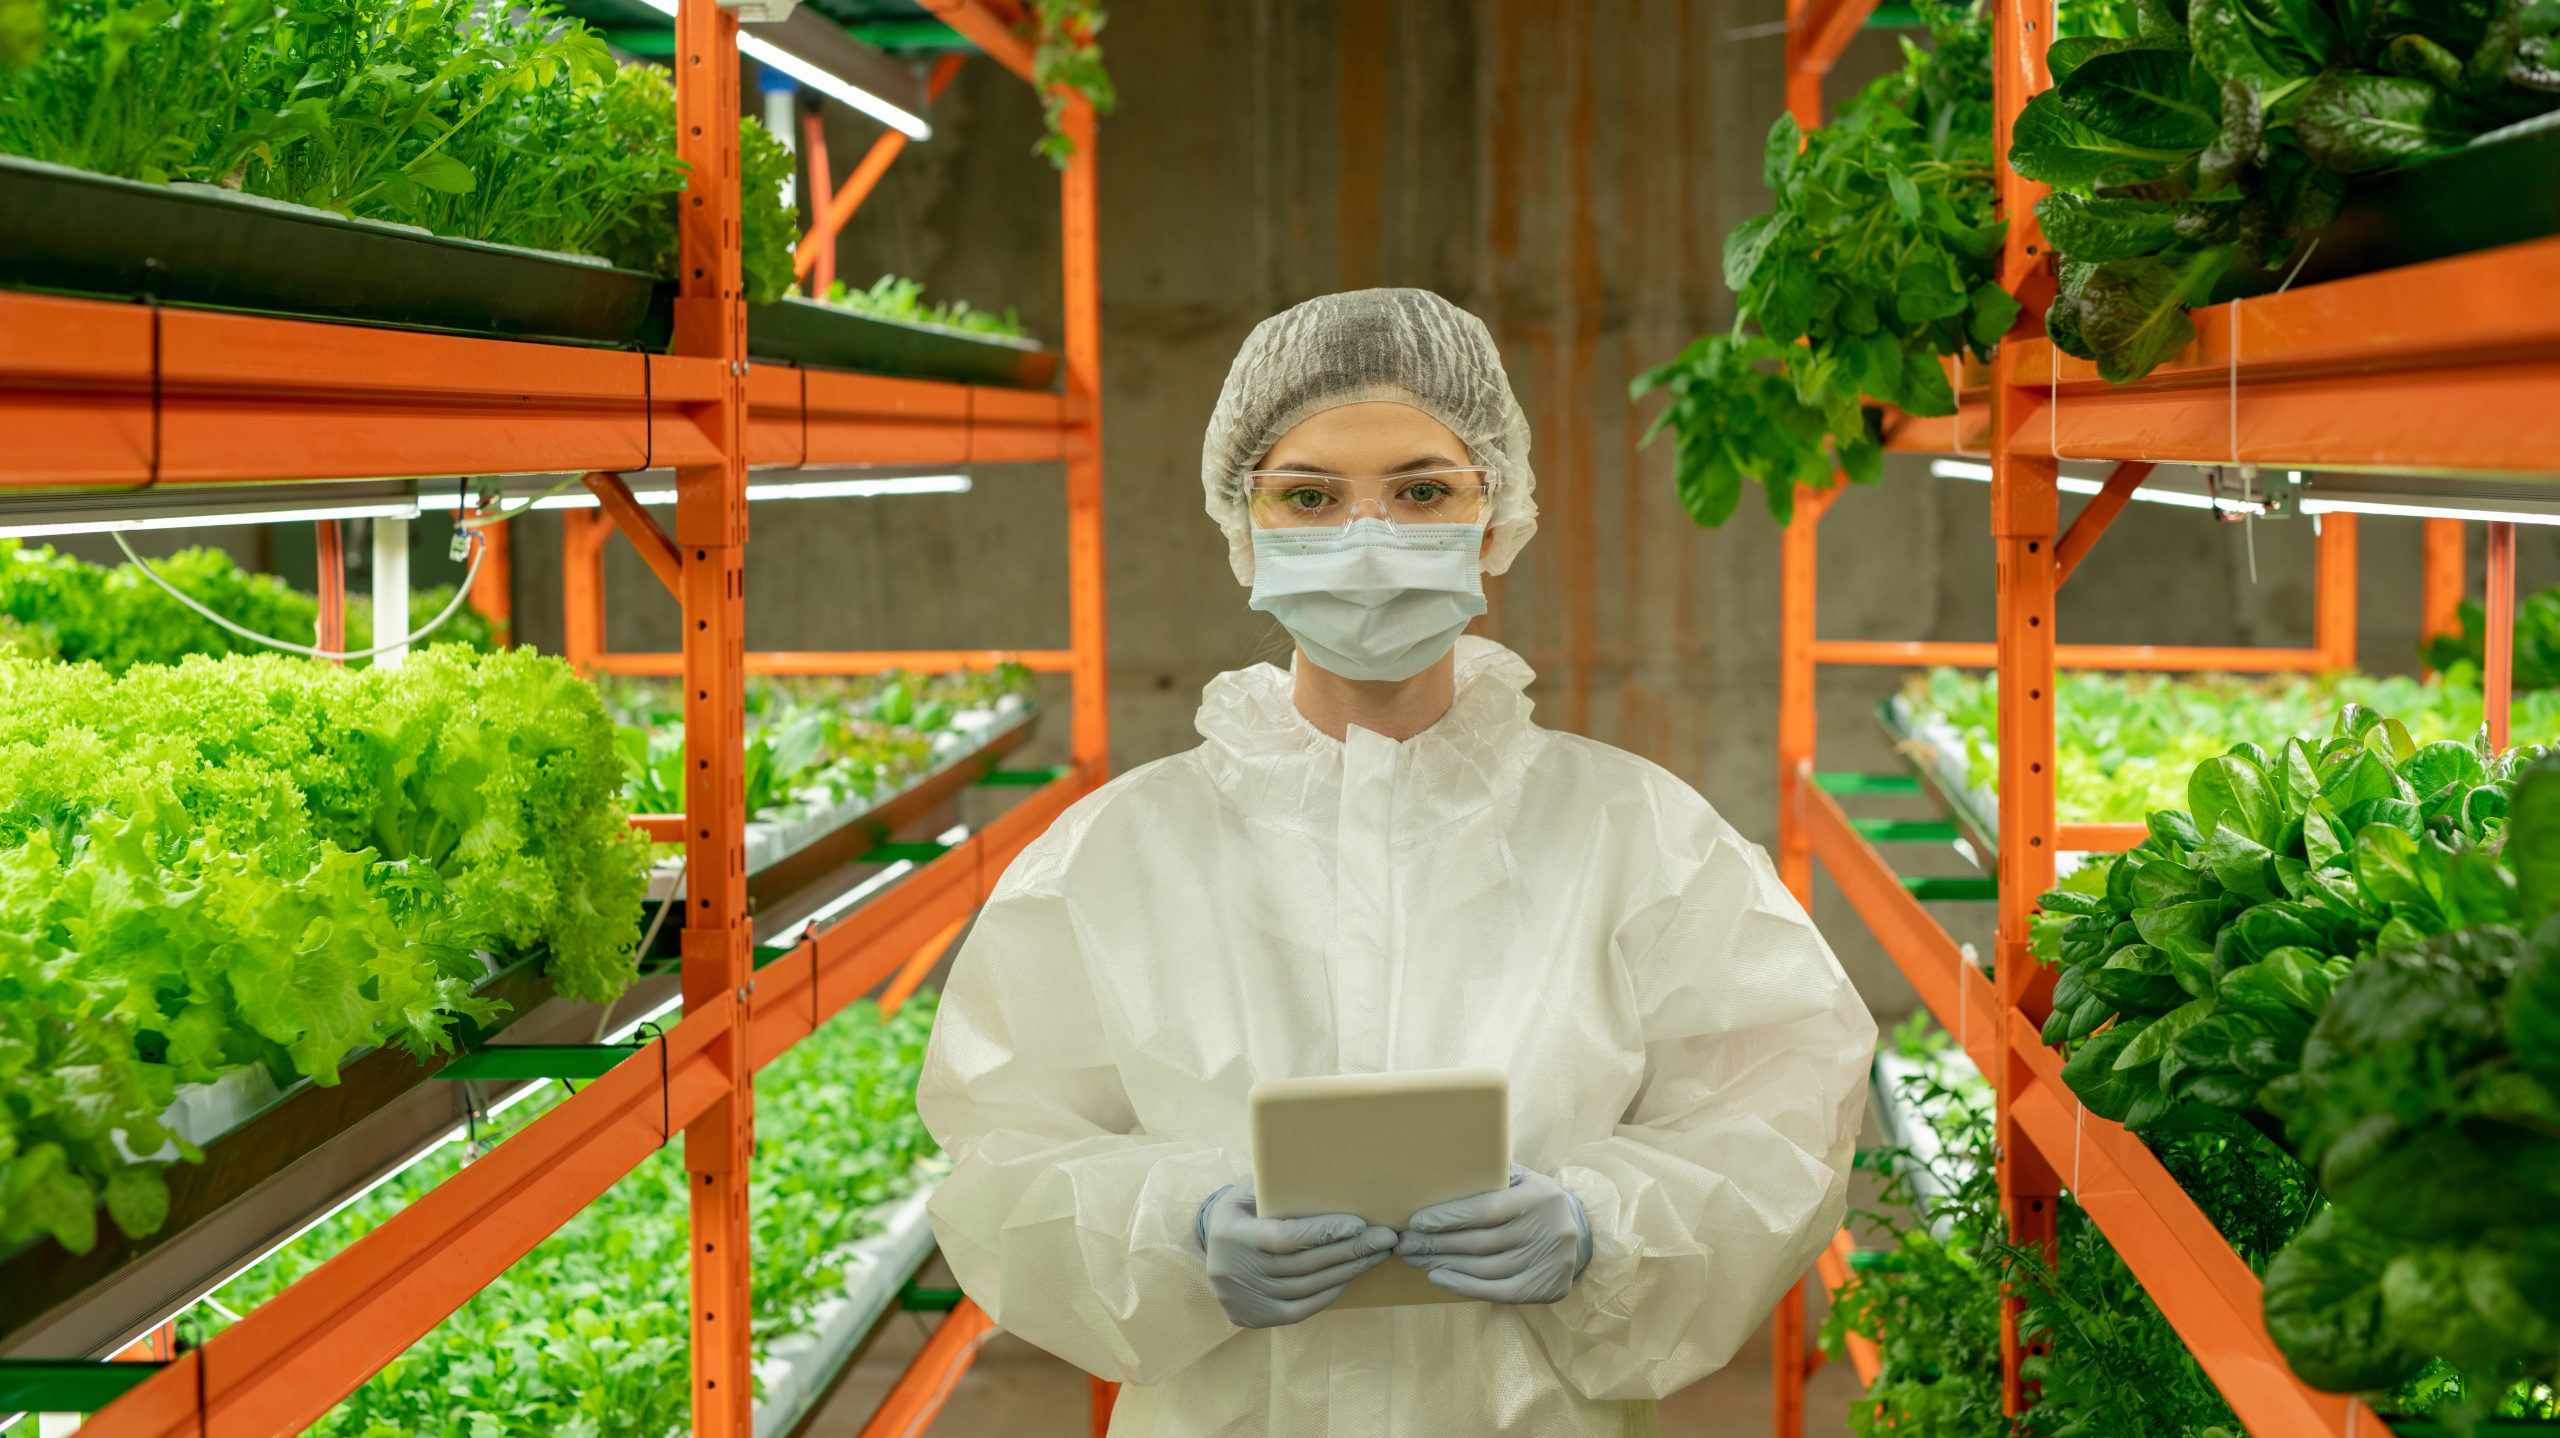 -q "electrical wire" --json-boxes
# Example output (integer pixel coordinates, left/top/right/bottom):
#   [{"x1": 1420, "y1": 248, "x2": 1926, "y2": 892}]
[
  {"x1": 456, "y1": 471, "x2": 597, "y2": 529},
  {"x1": 111, "y1": 528, "x2": 487, "y2": 662}
]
